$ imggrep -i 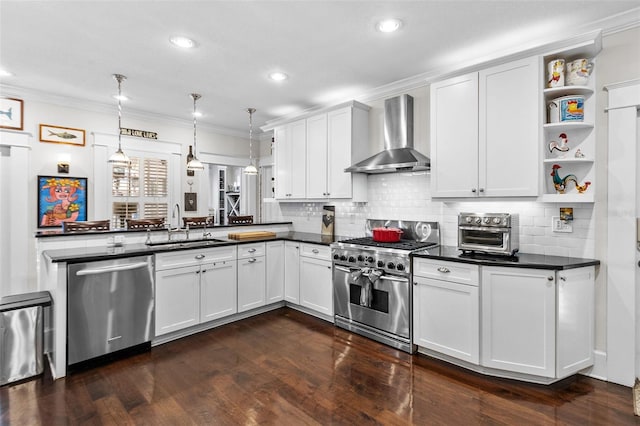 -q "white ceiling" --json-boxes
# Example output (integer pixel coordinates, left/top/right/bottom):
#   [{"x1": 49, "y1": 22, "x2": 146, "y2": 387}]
[{"x1": 1, "y1": 1, "x2": 639, "y2": 136}]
